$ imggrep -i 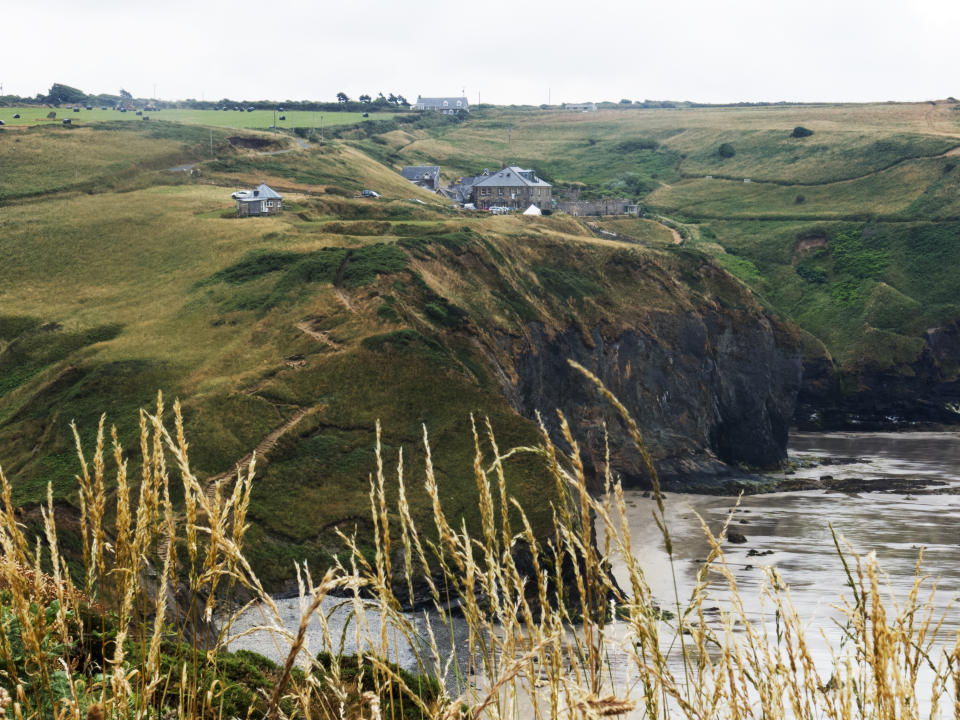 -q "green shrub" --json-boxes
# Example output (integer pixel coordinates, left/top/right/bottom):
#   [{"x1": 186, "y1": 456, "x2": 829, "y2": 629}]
[
  {"x1": 718, "y1": 143, "x2": 736, "y2": 158},
  {"x1": 795, "y1": 262, "x2": 827, "y2": 284},
  {"x1": 791, "y1": 126, "x2": 814, "y2": 138}
]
